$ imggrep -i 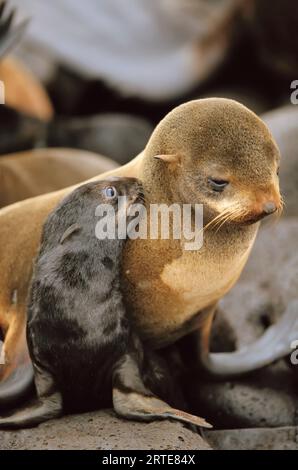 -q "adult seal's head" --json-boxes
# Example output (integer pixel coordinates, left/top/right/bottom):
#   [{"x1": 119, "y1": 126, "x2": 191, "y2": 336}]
[{"x1": 142, "y1": 98, "x2": 282, "y2": 226}]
